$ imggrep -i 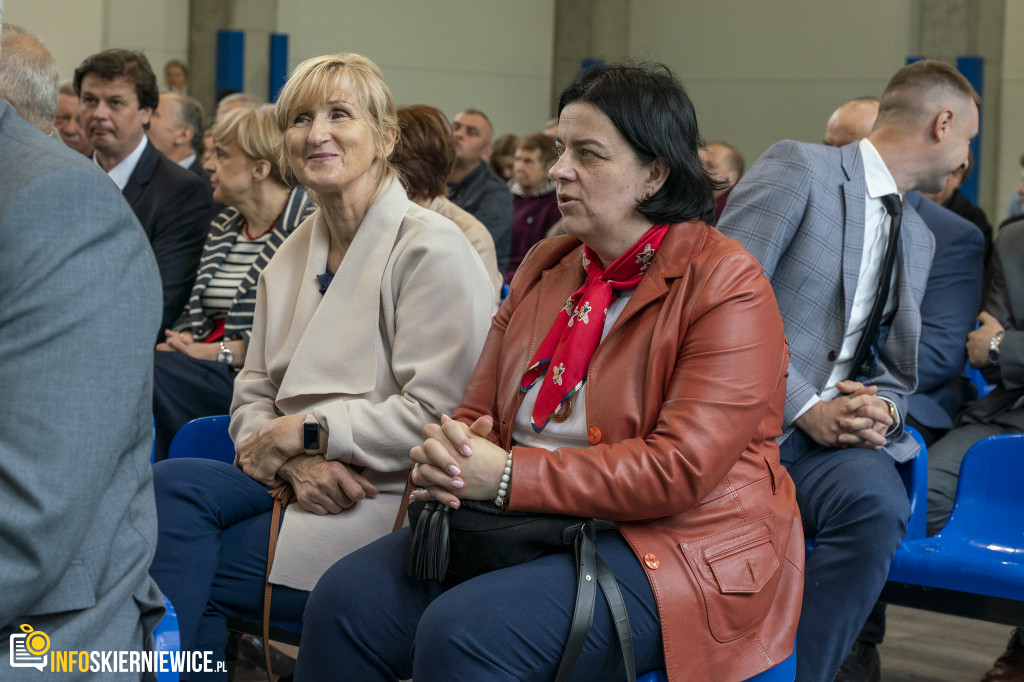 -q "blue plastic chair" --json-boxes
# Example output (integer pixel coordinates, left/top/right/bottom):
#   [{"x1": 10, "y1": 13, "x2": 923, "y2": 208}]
[
  {"x1": 901, "y1": 425, "x2": 929, "y2": 541},
  {"x1": 155, "y1": 593, "x2": 181, "y2": 682},
  {"x1": 637, "y1": 641, "x2": 796, "y2": 681},
  {"x1": 167, "y1": 415, "x2": 235, "y2": 463},
  {"x1": 965, "y1": 361, "x2": 996, "y2": 399},
  {"x1": 886, "y1": 433, "x2": 1024, "y2": 602}
]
